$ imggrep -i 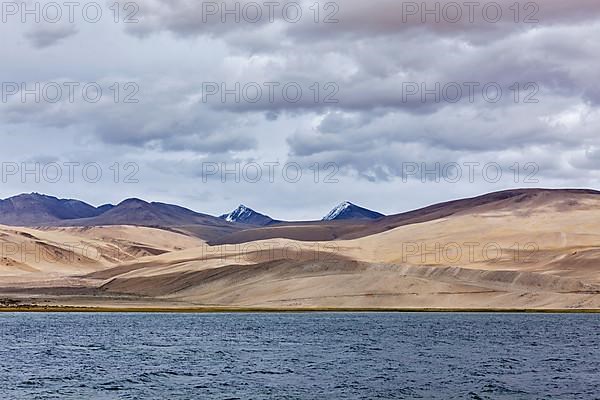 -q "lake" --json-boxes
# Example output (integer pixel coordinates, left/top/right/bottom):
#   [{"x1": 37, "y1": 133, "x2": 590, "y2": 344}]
[{"x1": 1, "y1": 313, "x2": 599, "y2": 399}]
